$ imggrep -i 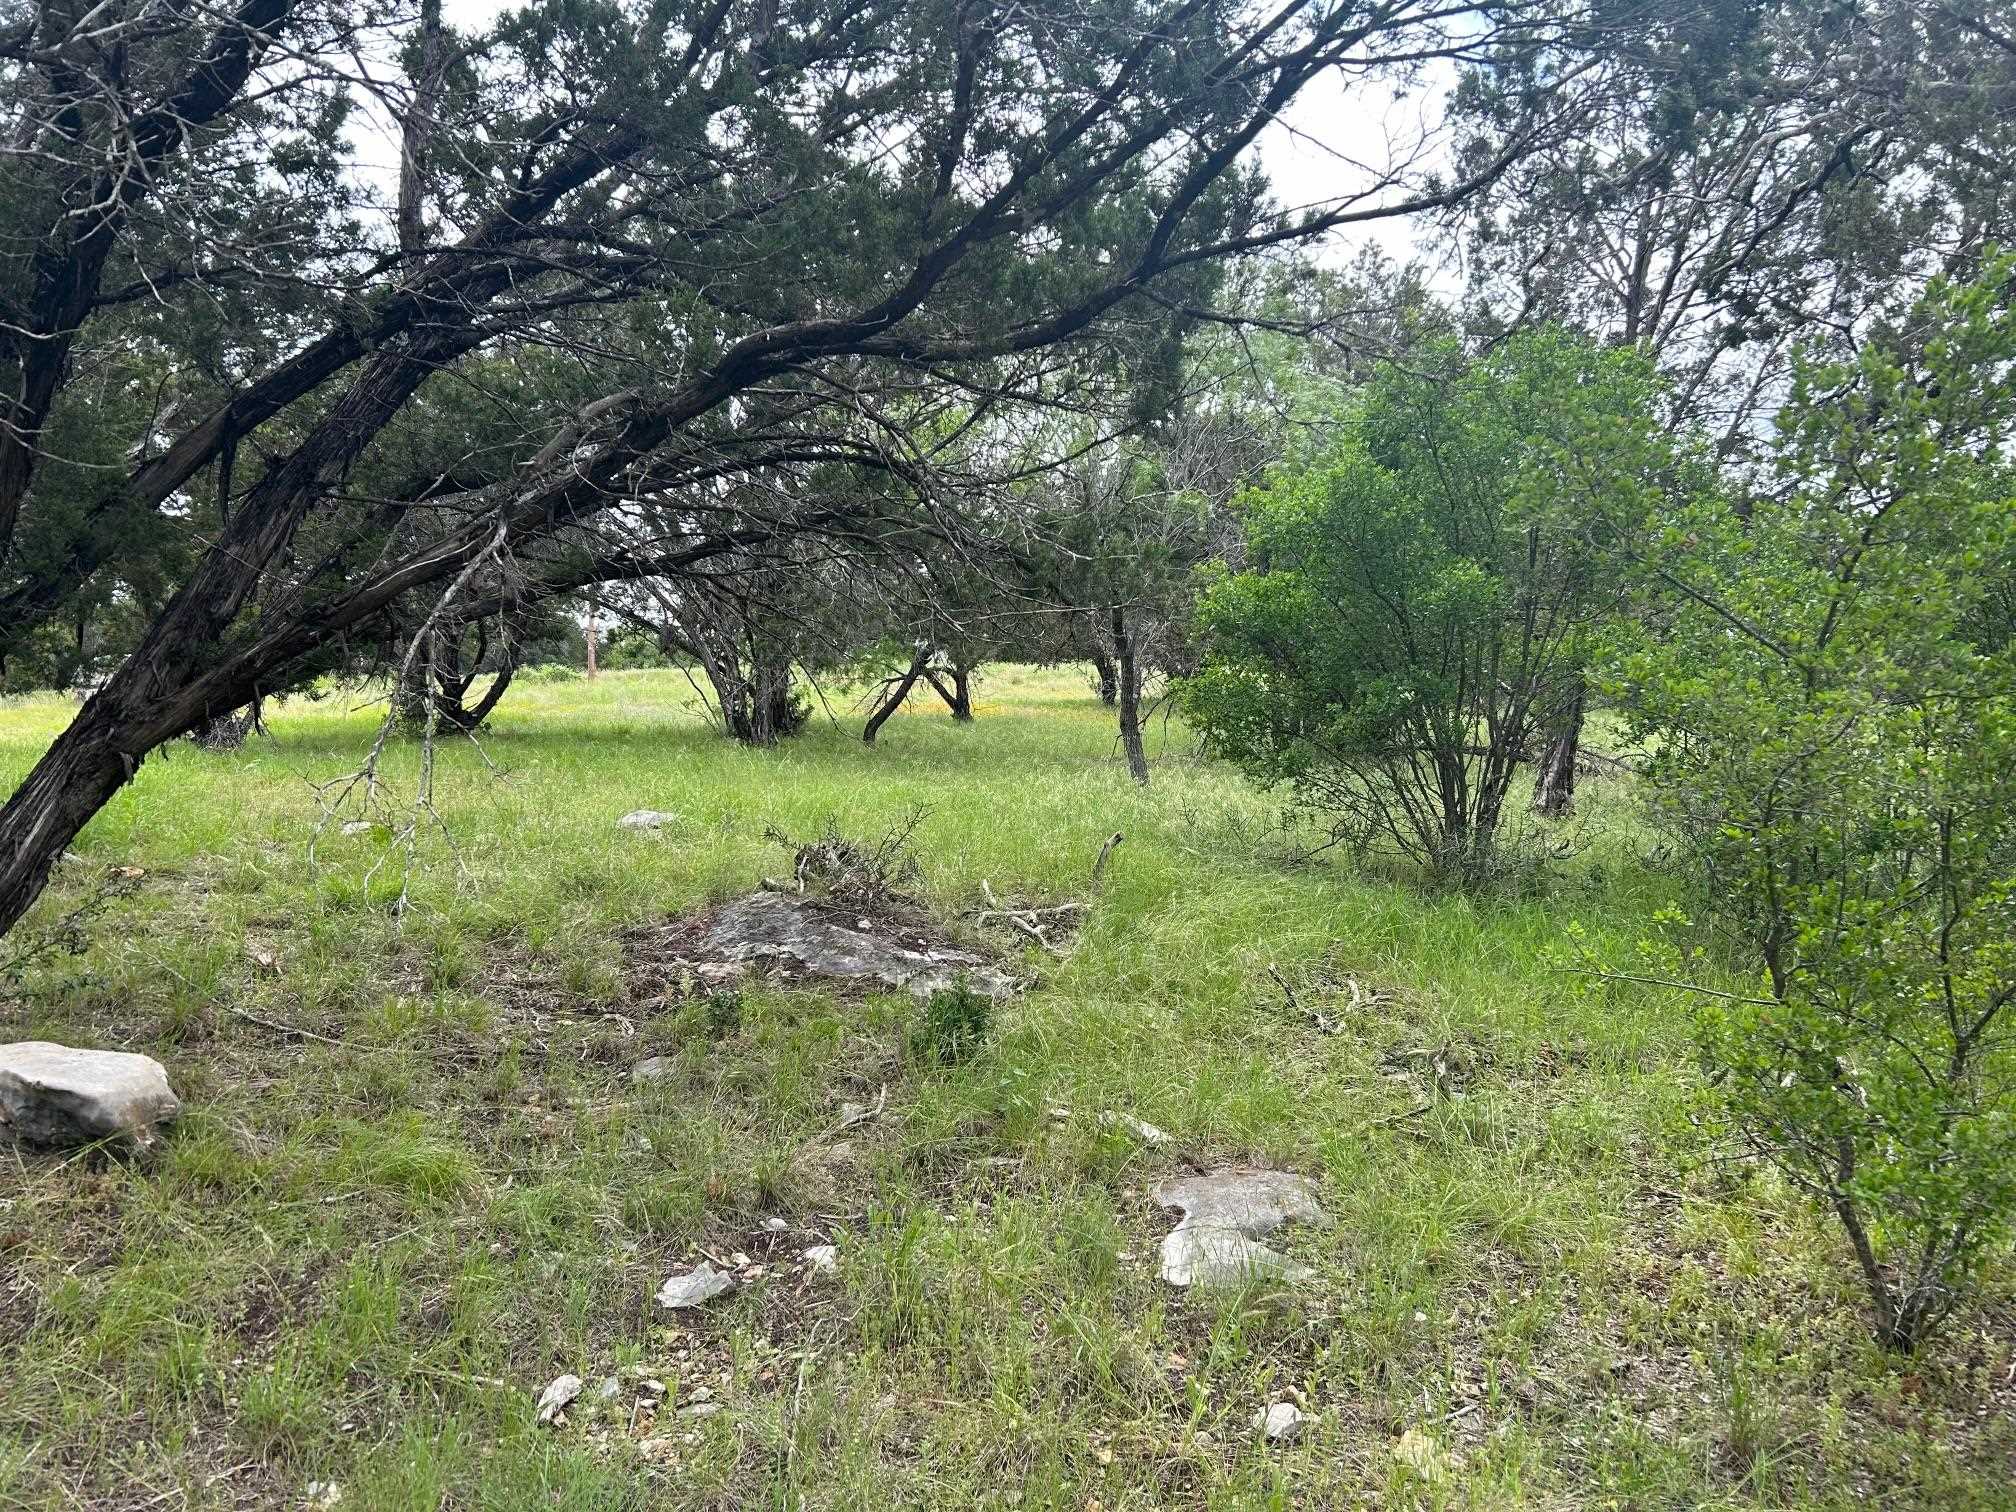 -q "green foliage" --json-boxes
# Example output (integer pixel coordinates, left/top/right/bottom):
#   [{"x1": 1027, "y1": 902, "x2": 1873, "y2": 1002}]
[
  {"x1": 909, "y1": 976, "x2": 992, "y2": 1067},
  {"x1": 1182, "y1": 330, "x2": 1667, "y2": 881},
  {"x1": 596, "y1": 628, "x2": 677, "y2": 671},
  {"x1": 1604, "y1": 256, "x2": 2016, "y2": 1351},
  {"x1": 519, "y1": 663, "x2": 582, "y2": 685},
  {"x1": 701, "y1": 987, "x2": 744, "y2": 1040}
]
